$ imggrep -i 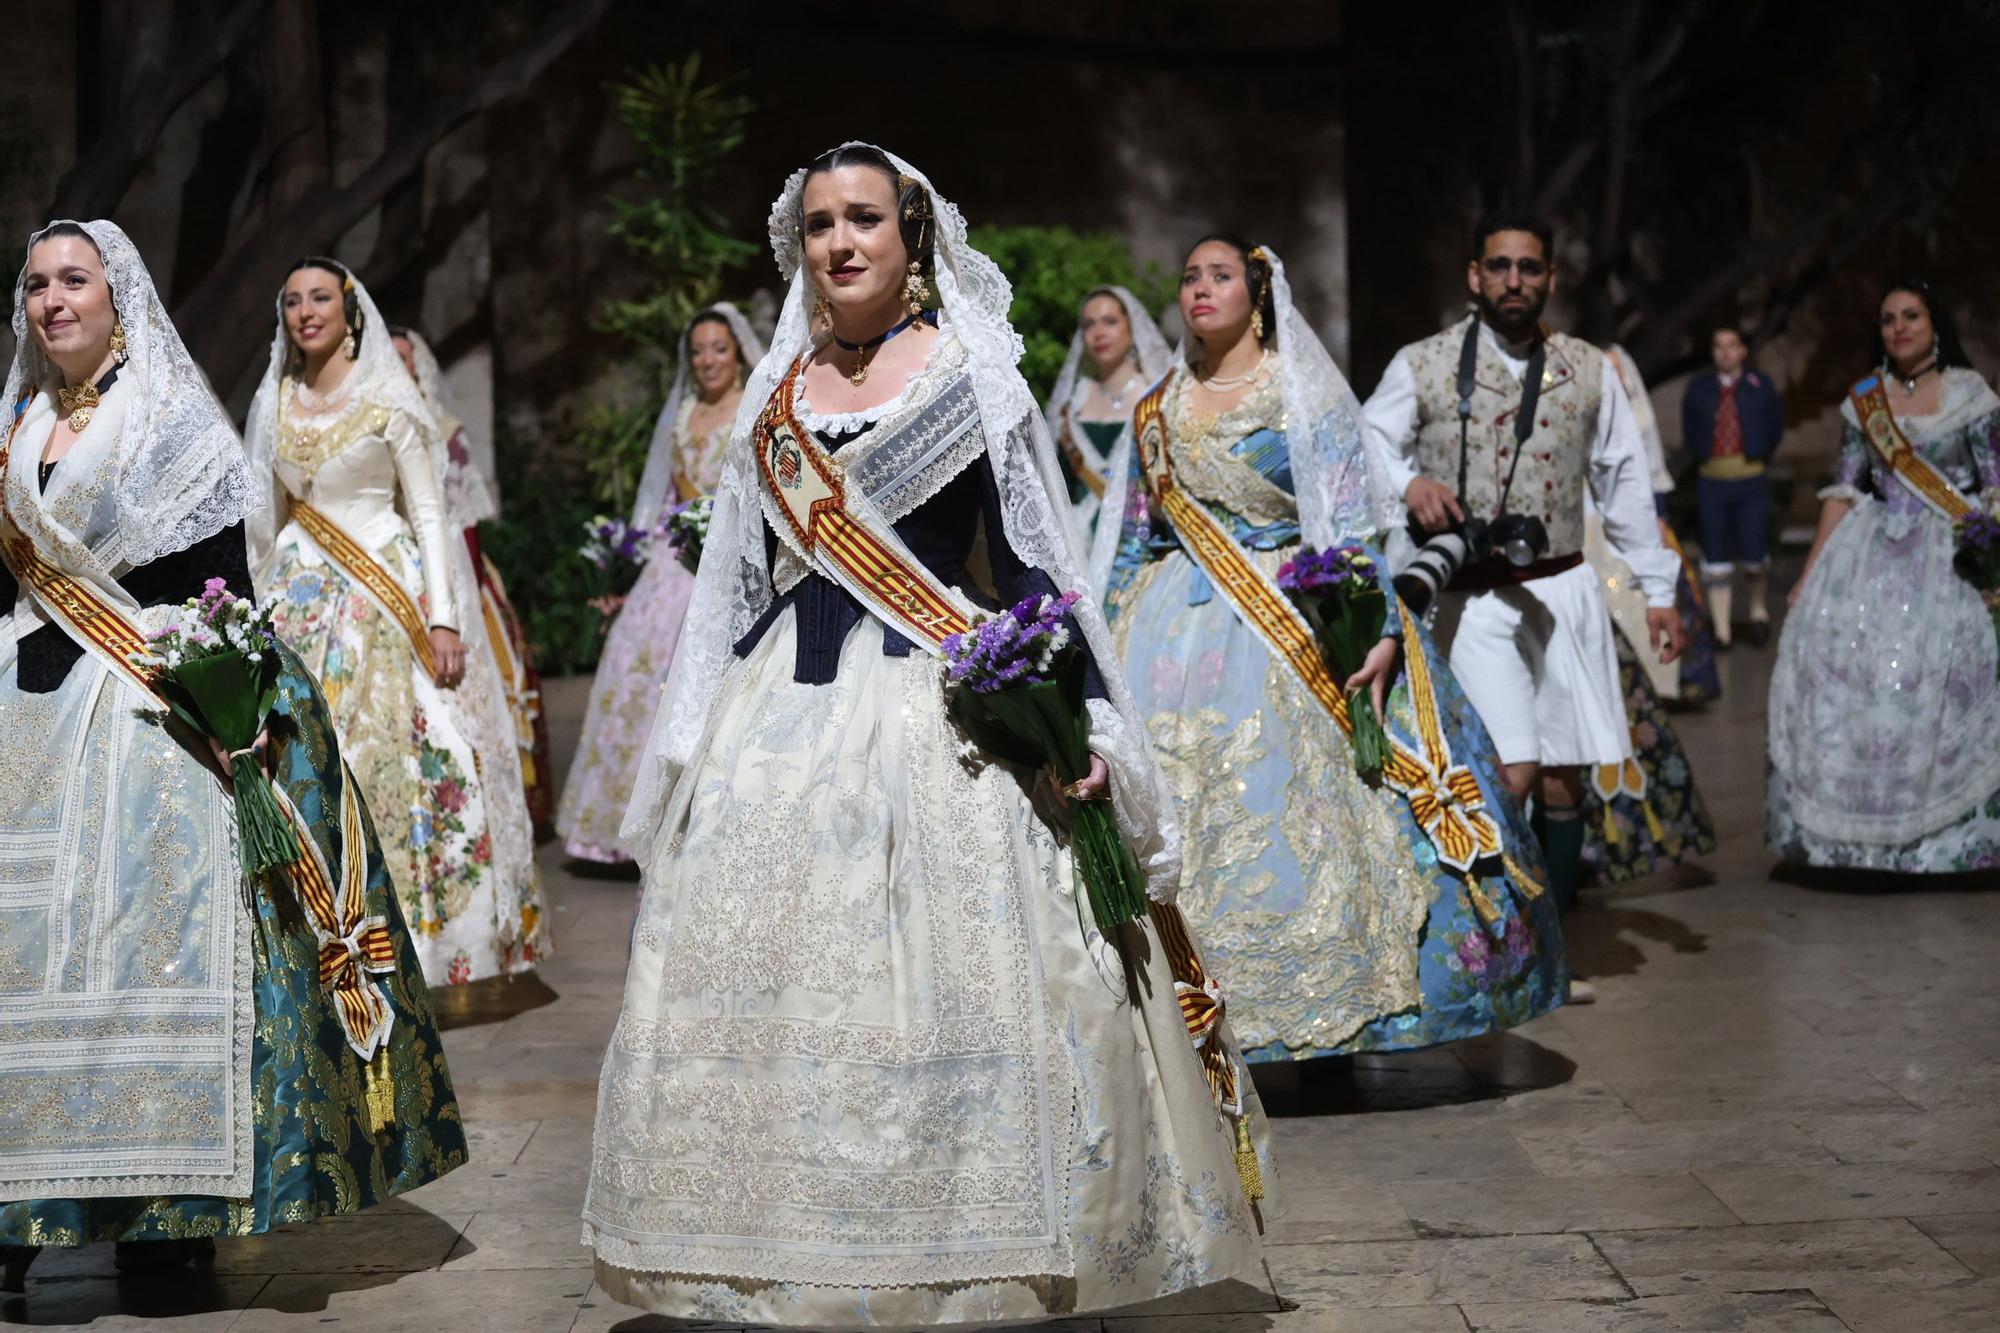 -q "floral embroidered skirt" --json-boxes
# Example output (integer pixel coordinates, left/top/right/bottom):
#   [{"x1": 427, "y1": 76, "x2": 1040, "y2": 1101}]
[
  {"x1": 1582, "y1": 629, "x2": 1718, "y2": 882},
  {"x1": 0, "y1": 651, "x2": 466, "y2": 1245},
  {"x1": 584, "y1": 614, "x2": 1271, "y2": 1329},
  {"x1": 556, "y1": 554, "x2": 698, "y2": 862},
  {"x1": 267, "y1": 524, "x2": 549, "y2": 985},
  {"x1": 1108, "y1": 548, "x2": 1566, "y2": 1060}
]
